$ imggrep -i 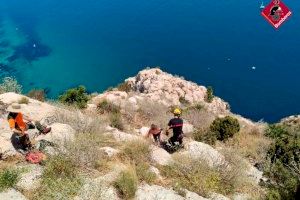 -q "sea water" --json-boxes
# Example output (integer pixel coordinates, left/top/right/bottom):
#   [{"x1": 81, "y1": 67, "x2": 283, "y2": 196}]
[{"x1": 0, "y1": 0, "x2": 299, "y2": 122}]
